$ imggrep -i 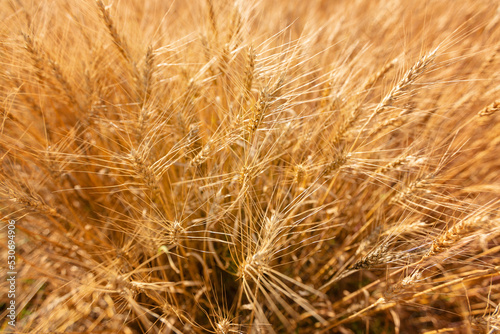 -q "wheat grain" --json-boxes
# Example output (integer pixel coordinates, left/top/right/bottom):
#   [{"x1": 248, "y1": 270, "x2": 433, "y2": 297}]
[{"x1": 3, "y1": 1, "x2": 500, "y2": 333}]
